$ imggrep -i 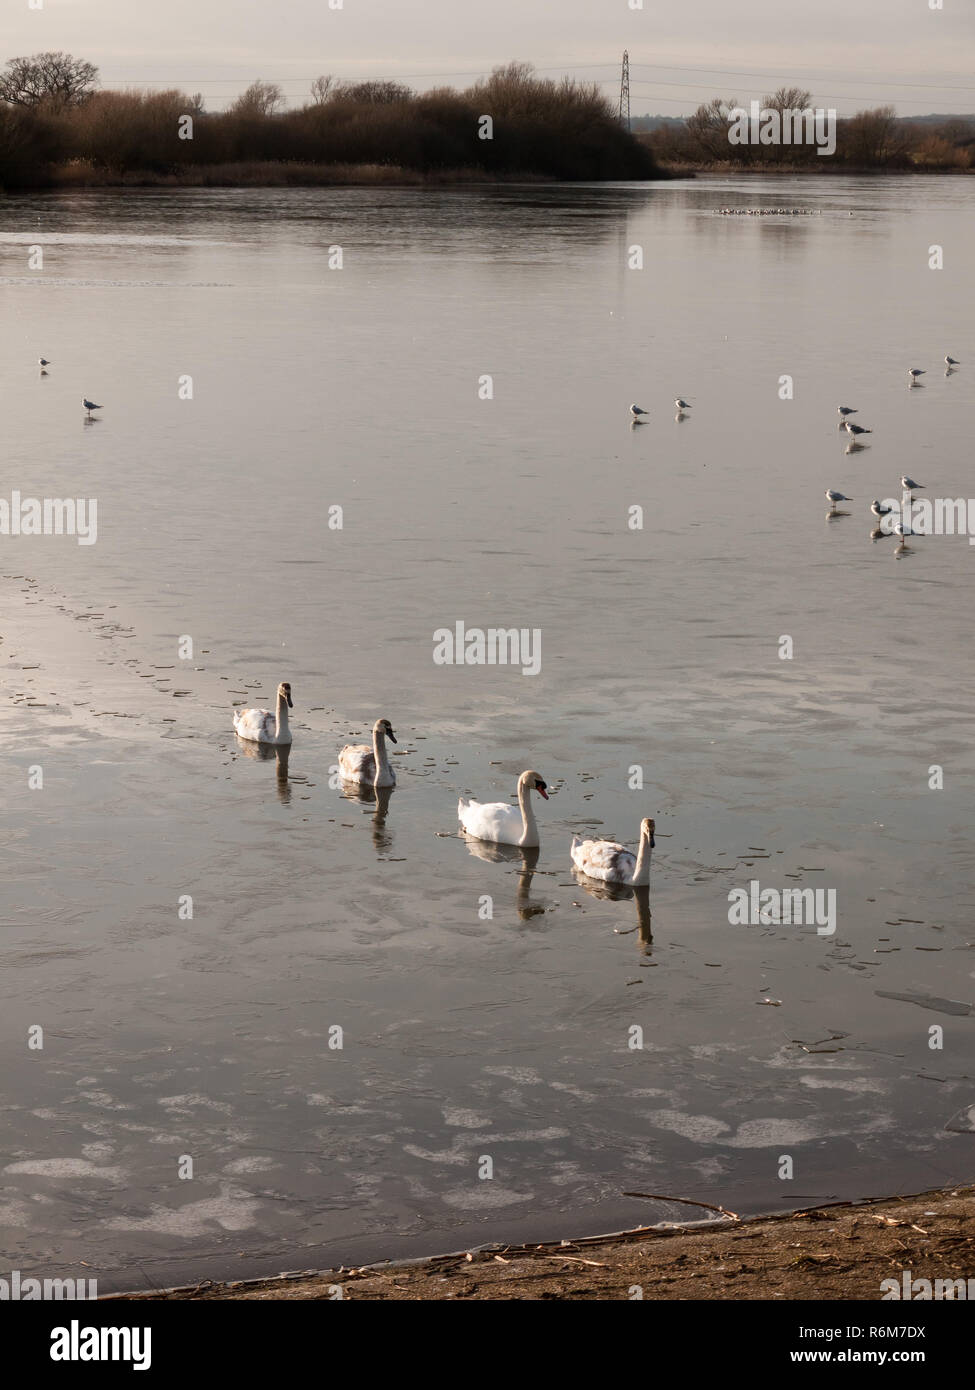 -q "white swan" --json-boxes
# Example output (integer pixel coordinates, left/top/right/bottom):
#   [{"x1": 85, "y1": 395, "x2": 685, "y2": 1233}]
[
  {"x1": 570, "y1": 817, "x2": 655, "y2": 886},
  {"x1": 458, "y1": 769, "x2": 548, "y2": 848},
  {"x1": 338, "y1": 718, "x2": 397, "y2": 787},
  {"x1": 233, "y1": 681, "x2": 293, "y2": 745}
]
